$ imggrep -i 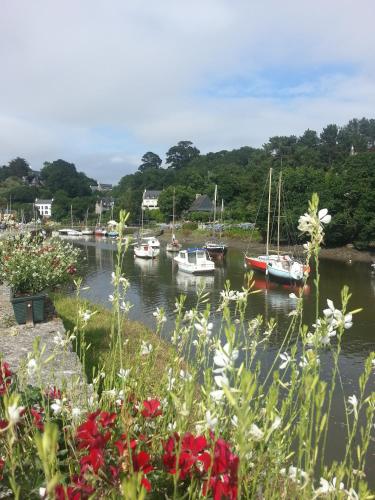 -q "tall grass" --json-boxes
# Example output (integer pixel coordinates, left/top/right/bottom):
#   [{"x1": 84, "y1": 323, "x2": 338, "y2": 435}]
[{"x1": 0, "y1": 195, "x2": 374, "y2": 499}]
